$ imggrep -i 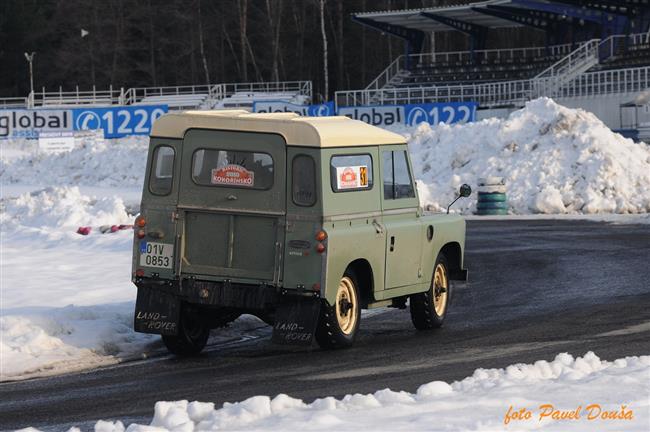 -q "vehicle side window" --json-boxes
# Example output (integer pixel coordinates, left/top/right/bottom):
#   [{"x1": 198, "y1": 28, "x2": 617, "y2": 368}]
[
  {"x1": 383, "y1": 150, "x2": 415, "y2": 200},
  {"x1": 149, "y1": 145, "x2": 175, "y2": 196},
  {"x1": 292, "y1": 155, "x2": 317, "y2": 206},
  {"x1": 191, "y1": 149, "x2": 274, "y2": 190},
  {"x1": 330, "y1": 154, "x2": 373, "y2": 193}
]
